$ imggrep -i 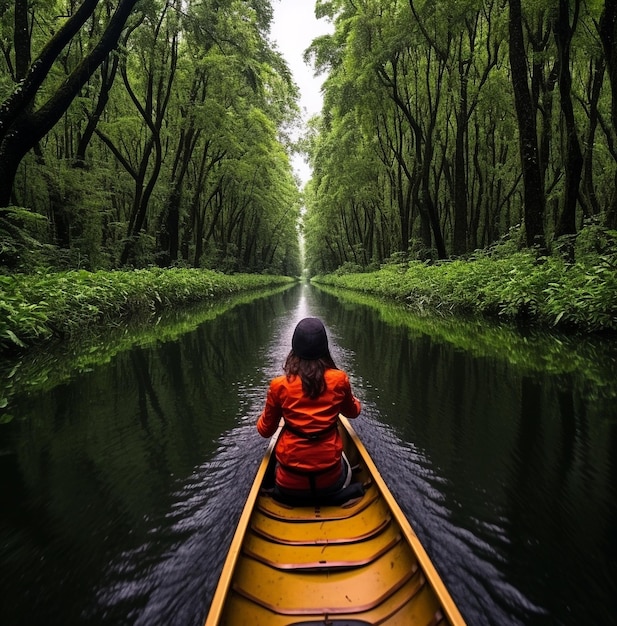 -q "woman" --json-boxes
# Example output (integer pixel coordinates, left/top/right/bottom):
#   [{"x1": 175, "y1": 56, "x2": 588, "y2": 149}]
[{"x1": 257, "y1": 317, "x2": 362, "y2": 503}]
